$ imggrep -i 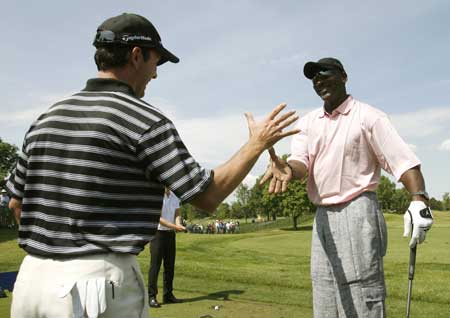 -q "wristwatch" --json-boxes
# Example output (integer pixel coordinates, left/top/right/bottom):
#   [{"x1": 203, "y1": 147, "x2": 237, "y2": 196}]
[{"x1": 410, "y1": 190, "x2": 429, "y2": 201}]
